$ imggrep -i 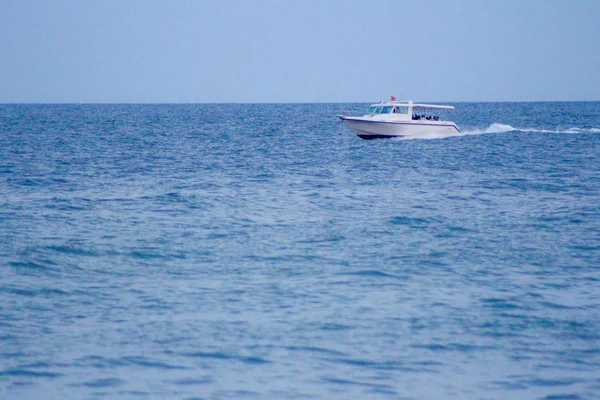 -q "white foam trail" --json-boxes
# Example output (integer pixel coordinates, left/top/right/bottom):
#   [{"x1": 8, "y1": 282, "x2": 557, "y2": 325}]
[
  {"x1": 396, "y1": 123, "x2": 600, "y2": 140},
  {"x1": 461, "y1": 124, "x2": 600, "y2": 136},
  {"x1": 512, "y1": 126, "x2": 600, "y2": 134},
  {"x1": 463, "y1": 123, "x2": 516, "y2": 135},
  {"x1": 562, "y1": 127, "x2": 600, "y2": 134}
]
